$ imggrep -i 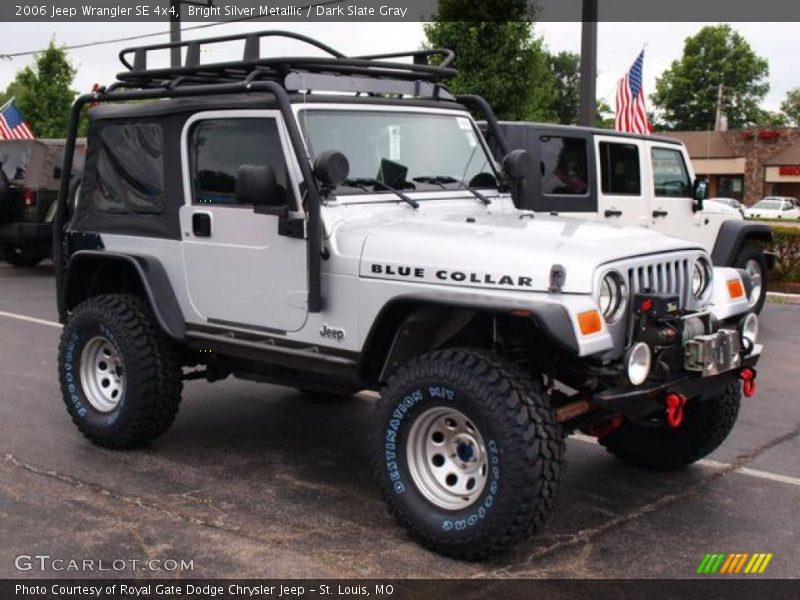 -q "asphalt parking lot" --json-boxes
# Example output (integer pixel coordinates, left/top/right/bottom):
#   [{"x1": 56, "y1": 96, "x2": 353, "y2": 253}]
[{"x1": 0, "y1": 262, "x2": 798, "y2": 580}]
